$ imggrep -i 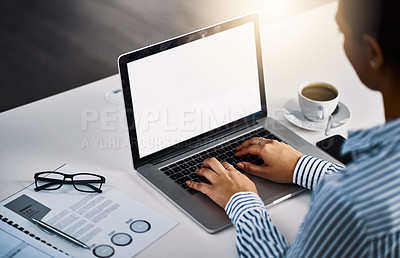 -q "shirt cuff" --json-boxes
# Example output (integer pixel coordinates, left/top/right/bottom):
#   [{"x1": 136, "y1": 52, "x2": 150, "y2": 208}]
[
  {"x1": 293, "y1": 155, "x2": 332, "y2": 189},
  {"x1": 225, "y1": 192, "x2": 265, "y2": 225}
]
